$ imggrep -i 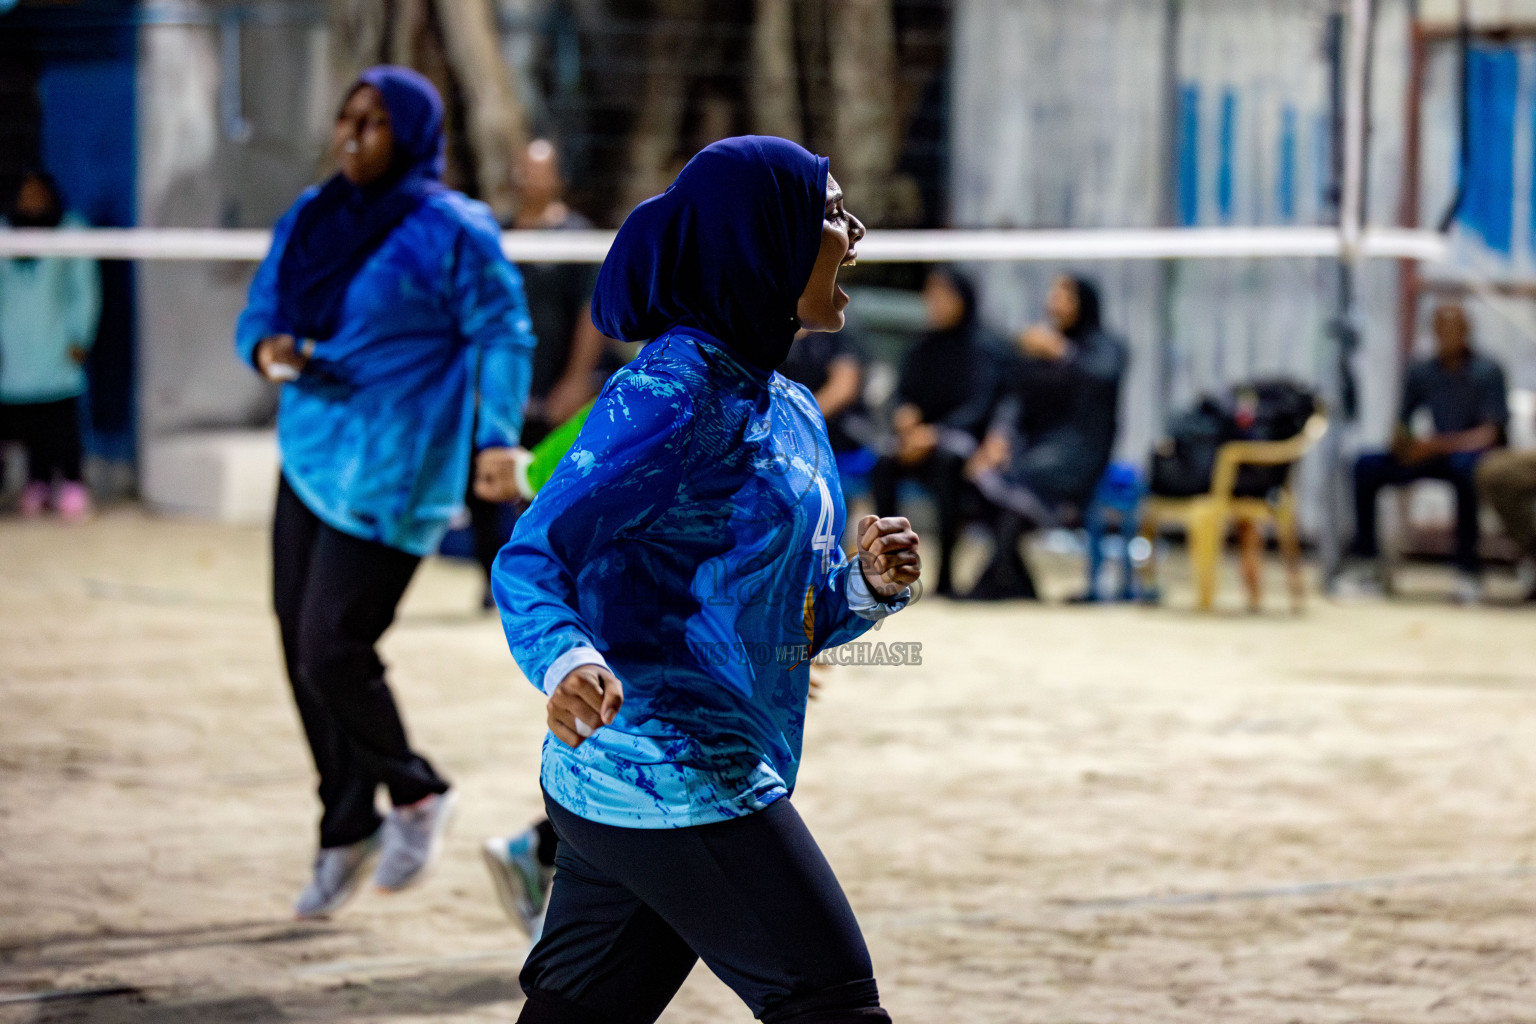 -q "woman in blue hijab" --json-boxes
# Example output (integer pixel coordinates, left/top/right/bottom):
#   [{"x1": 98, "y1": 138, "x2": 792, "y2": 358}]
[
  {"x1": 235, "y1": 66, "x2": 535, "y2": 919},
  {"x1": 493, "y1": 136, "x2": 919, "y2": 1024}
]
